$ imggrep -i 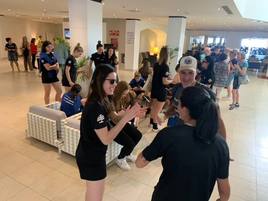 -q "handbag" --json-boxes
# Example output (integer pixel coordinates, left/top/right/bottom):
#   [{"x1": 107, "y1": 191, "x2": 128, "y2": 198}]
[{"x1": 239, "y1": 74, "x2": 250, "y2": 85}]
